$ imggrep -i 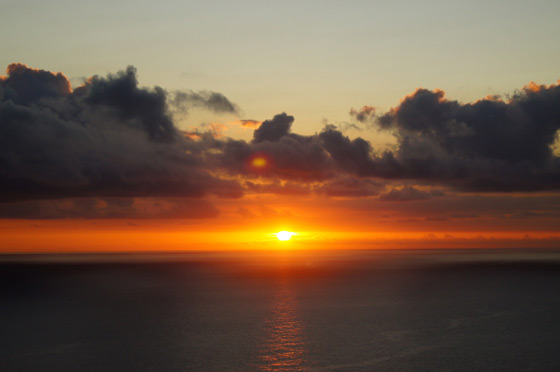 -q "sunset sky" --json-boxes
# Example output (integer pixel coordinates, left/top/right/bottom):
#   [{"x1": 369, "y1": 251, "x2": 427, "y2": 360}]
[{"x1": 1, "y1": 0, "x2": 560, "y2": 251}]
